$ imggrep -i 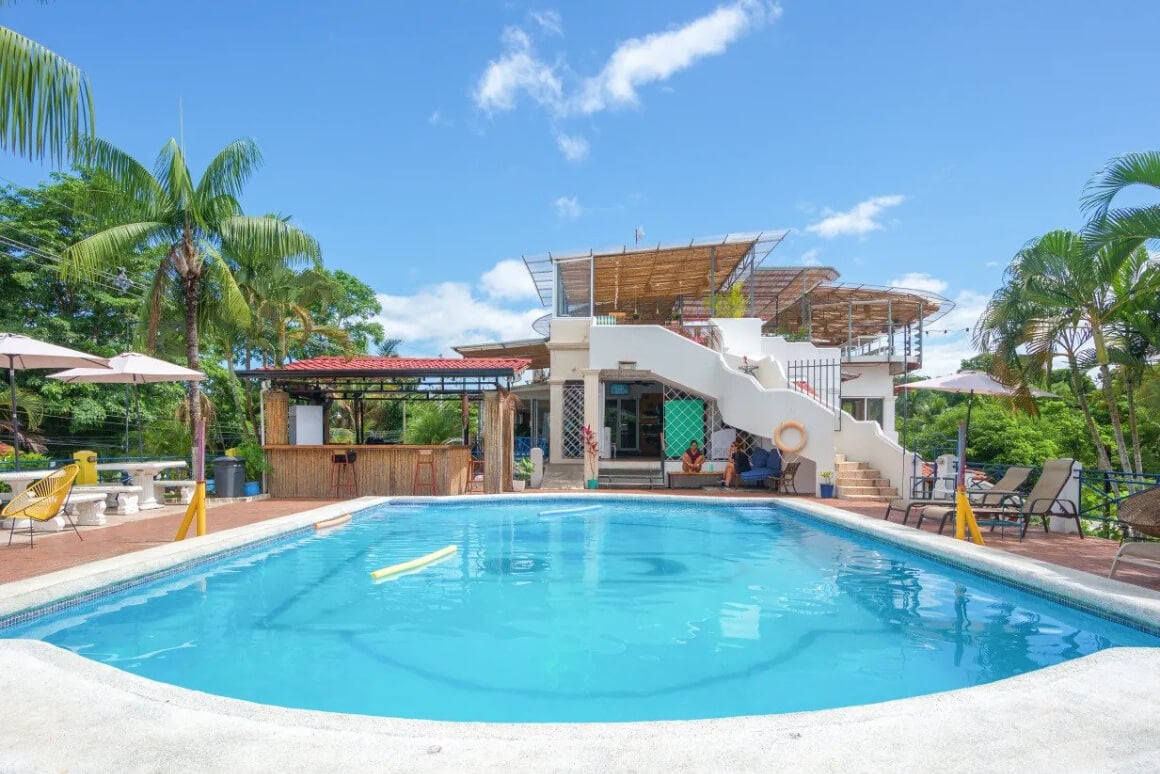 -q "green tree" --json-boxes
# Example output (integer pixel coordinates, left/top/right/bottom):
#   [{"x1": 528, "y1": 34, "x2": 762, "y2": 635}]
[
  {"x1": 1, "y1": 16, "x2": 93, "y2": 162},
  {"x1": 997, "y1": 230, "x2": 1160, "y2": 472},
  {"x1": 403, "y1": 402, "x2": 462, "y2": 445},
  {"x1": 62, "y1": 138, "x2": 321, "y2": 441}
]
